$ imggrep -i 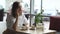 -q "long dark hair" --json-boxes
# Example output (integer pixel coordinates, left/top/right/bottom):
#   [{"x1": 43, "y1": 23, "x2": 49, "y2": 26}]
[{"x1": 11, "y1": 1, "x2": 21, "y2": 18}]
